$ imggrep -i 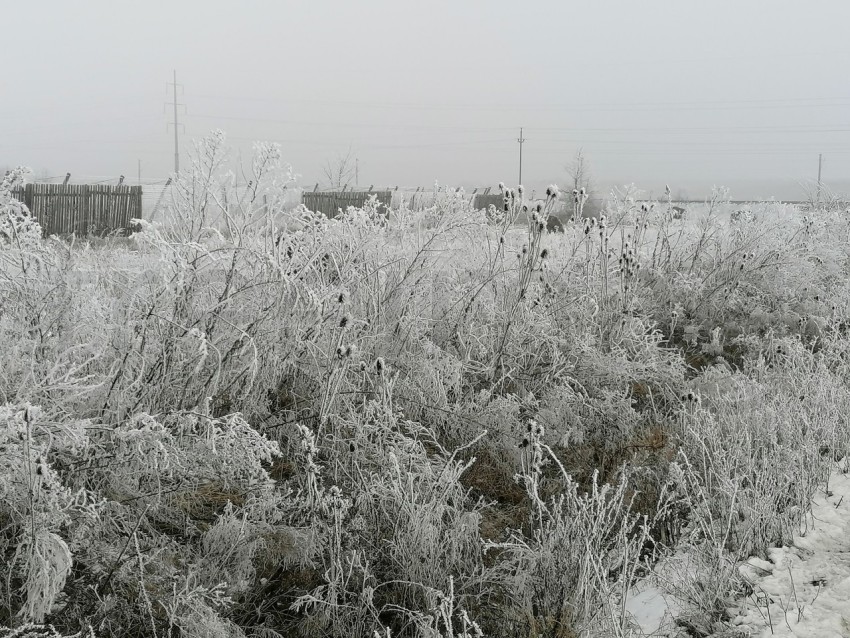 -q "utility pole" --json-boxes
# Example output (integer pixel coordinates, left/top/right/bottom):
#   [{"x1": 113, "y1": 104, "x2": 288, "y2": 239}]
[
  {"x1": 817, "y1": 153, "x2": 823, "y2": 204},
  {"x1": 517, "y1": 127, "x2": 526, "y2": 186},
  {"x1": 137, "y1": 159, "x2": 141, "y2": 183},
  {"x1": 166, "y1": 70, "x2": 184, "y2": 174},
  {"x1": 356, "y1": 157, "x2": 359, "y2": 187}
]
